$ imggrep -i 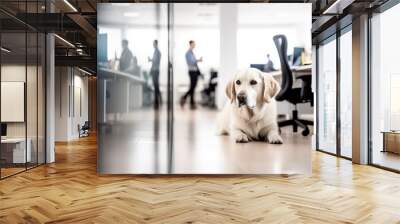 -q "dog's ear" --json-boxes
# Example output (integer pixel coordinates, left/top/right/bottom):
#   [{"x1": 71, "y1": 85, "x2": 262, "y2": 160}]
[
  {"x1": 263, "y1": 74, "x2": 280, "y2": 103},
  {"x1": 225, "y1": 80, "x2": 236, "y2": 103}
]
